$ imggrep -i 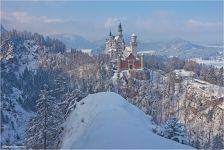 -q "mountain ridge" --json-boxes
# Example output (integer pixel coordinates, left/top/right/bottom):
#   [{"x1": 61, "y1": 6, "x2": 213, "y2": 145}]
[
  {"x1": 62, "y1": 92, "x2": 192, "y2": 149},
  {"x1": 49, "y1": 33, "x2": 221, "y2": 58}
]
